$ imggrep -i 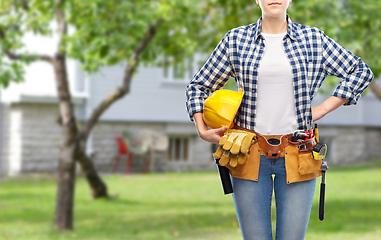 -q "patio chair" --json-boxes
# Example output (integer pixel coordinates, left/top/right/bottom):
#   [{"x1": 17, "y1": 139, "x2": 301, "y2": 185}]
[{"x1": 112, "y1": 133, "x2": 149, "y2": 174}]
